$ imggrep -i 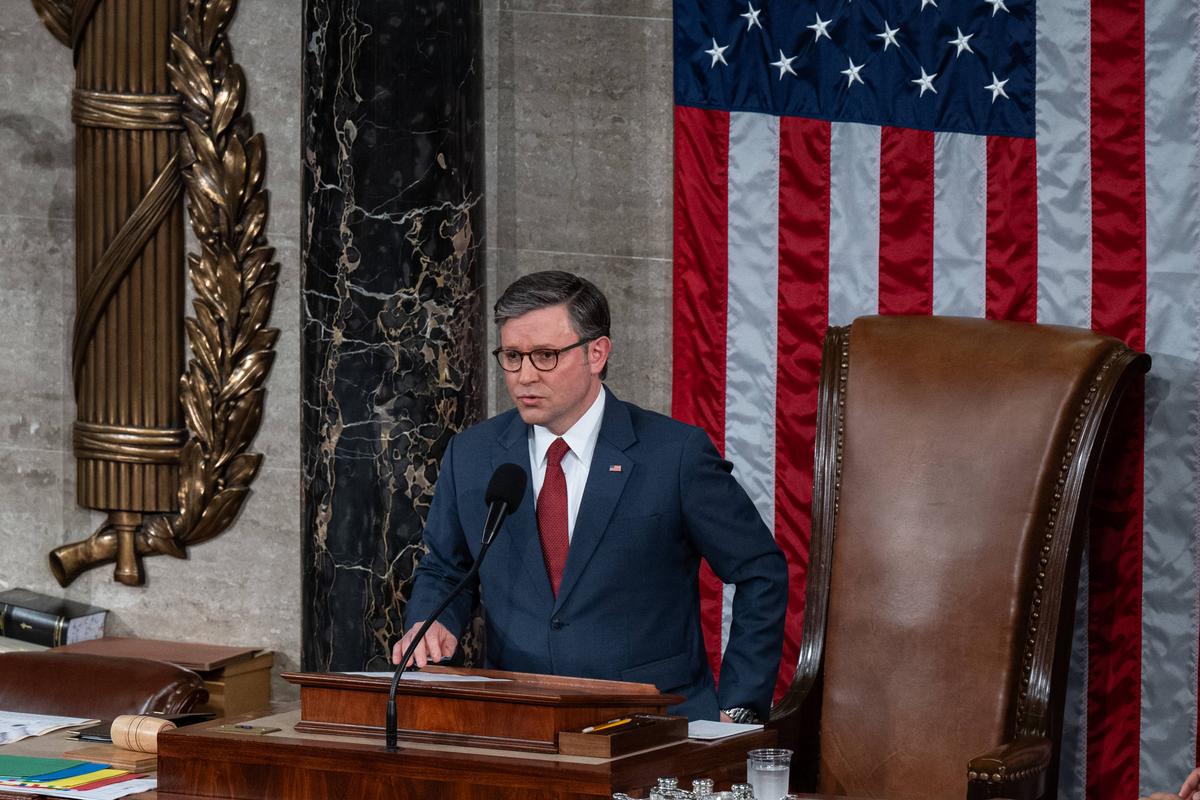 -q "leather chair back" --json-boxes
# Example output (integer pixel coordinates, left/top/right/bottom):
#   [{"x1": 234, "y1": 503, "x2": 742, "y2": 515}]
[
  {"x1": 774, "y1": 315, "x2": 1149, "y2": 800},
  {"x1": 0, "y1": 652, "x2": 208, "y2": 717}
]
